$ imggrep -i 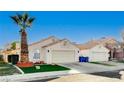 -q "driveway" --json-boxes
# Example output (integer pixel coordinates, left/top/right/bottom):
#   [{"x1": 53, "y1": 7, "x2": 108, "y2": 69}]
[
  {"x1": 28, "y1": 62, "x2": 124, "y2": 82},
  {"x1": 58, "y1": 62, "x2": 124, "y2": 74}
]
